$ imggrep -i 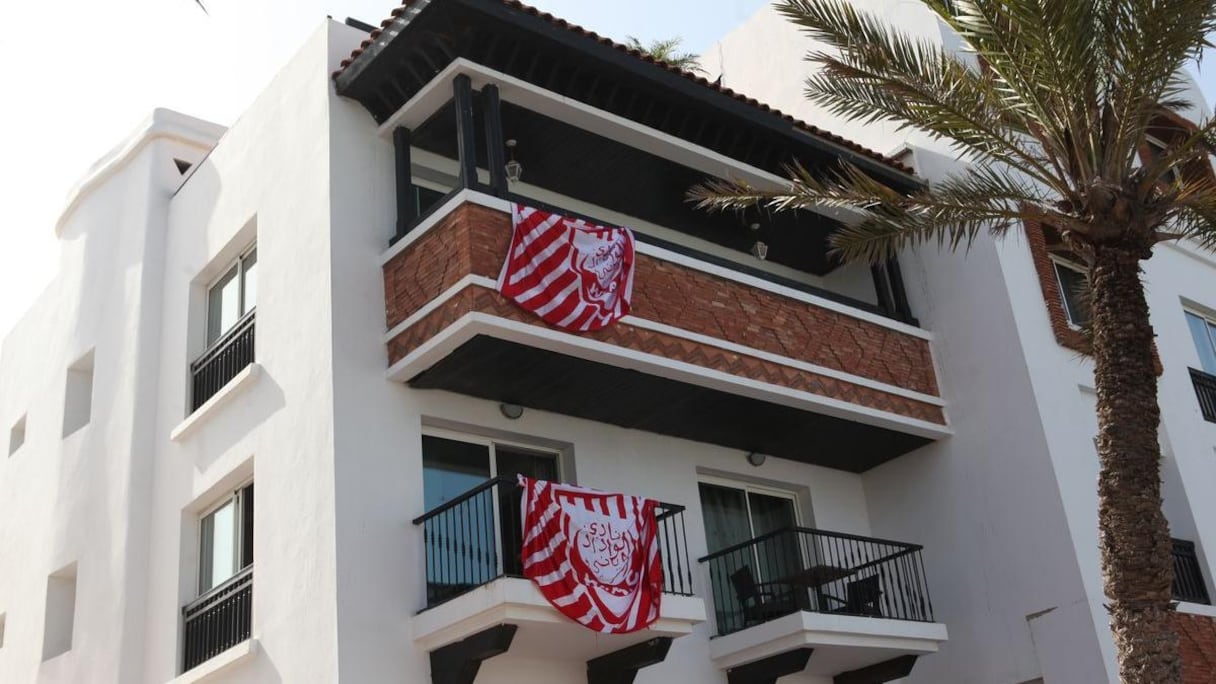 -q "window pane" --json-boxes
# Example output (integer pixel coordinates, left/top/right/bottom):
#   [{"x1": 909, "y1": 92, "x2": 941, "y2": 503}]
[
  {"x1": 421, "y1": 436, "x2": 491, "y2": 510},
  {"x1": 200, "y1": 499, "x2": 237, "y2": 593},
  {"x1": 241, "y1": 249, "x2": 258, "y2": 315},
  {"x1": 1186, "y1": 313, "x2": 1216, "y2": 374},
  {"x1": 1053, "y1": 262, "x2": 1090, "y2": 327},
  {"x1": 421, "y1": 437, "x2": 492, "y2": 603},
  {"x1": 699, "y1": 483, "x2": 753, "y2": 554},
  {"x1": 241, "y1": 484, "x2": 254, "y2": 569},
  {"x1": 206, "y1": 265, "x2": 240, "y2": 345}
]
